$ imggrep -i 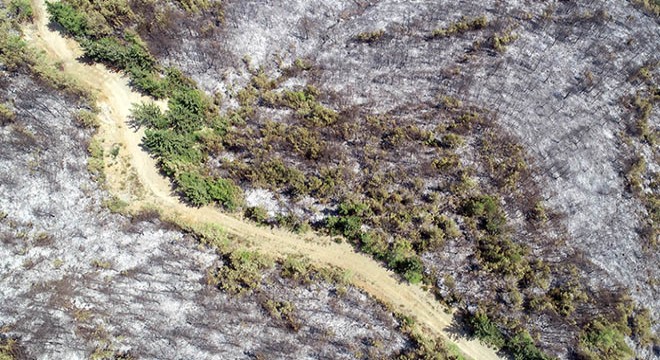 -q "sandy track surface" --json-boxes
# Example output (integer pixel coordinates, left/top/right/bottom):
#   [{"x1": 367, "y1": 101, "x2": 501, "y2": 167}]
[{"x1": 22, "y1": 1, "x2": 501, "y2": 358}]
